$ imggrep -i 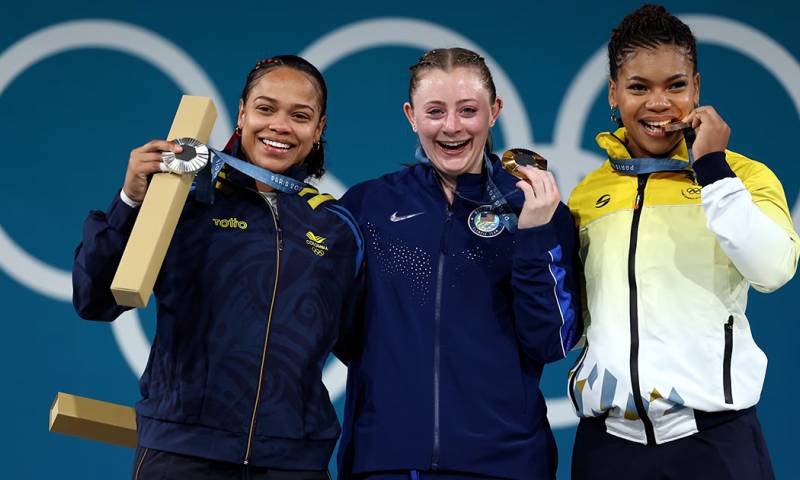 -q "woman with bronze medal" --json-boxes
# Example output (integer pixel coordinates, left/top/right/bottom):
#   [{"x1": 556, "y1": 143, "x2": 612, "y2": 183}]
[
  {"x1": 337, "y1": 48, "x2": 582, "y2": 479},
  {"x1": 73, "y1": 56, "x2": 364, "y2": 479},
  {"x1": 567, "y1": 5, "x2": 799, "y2": 479}
]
